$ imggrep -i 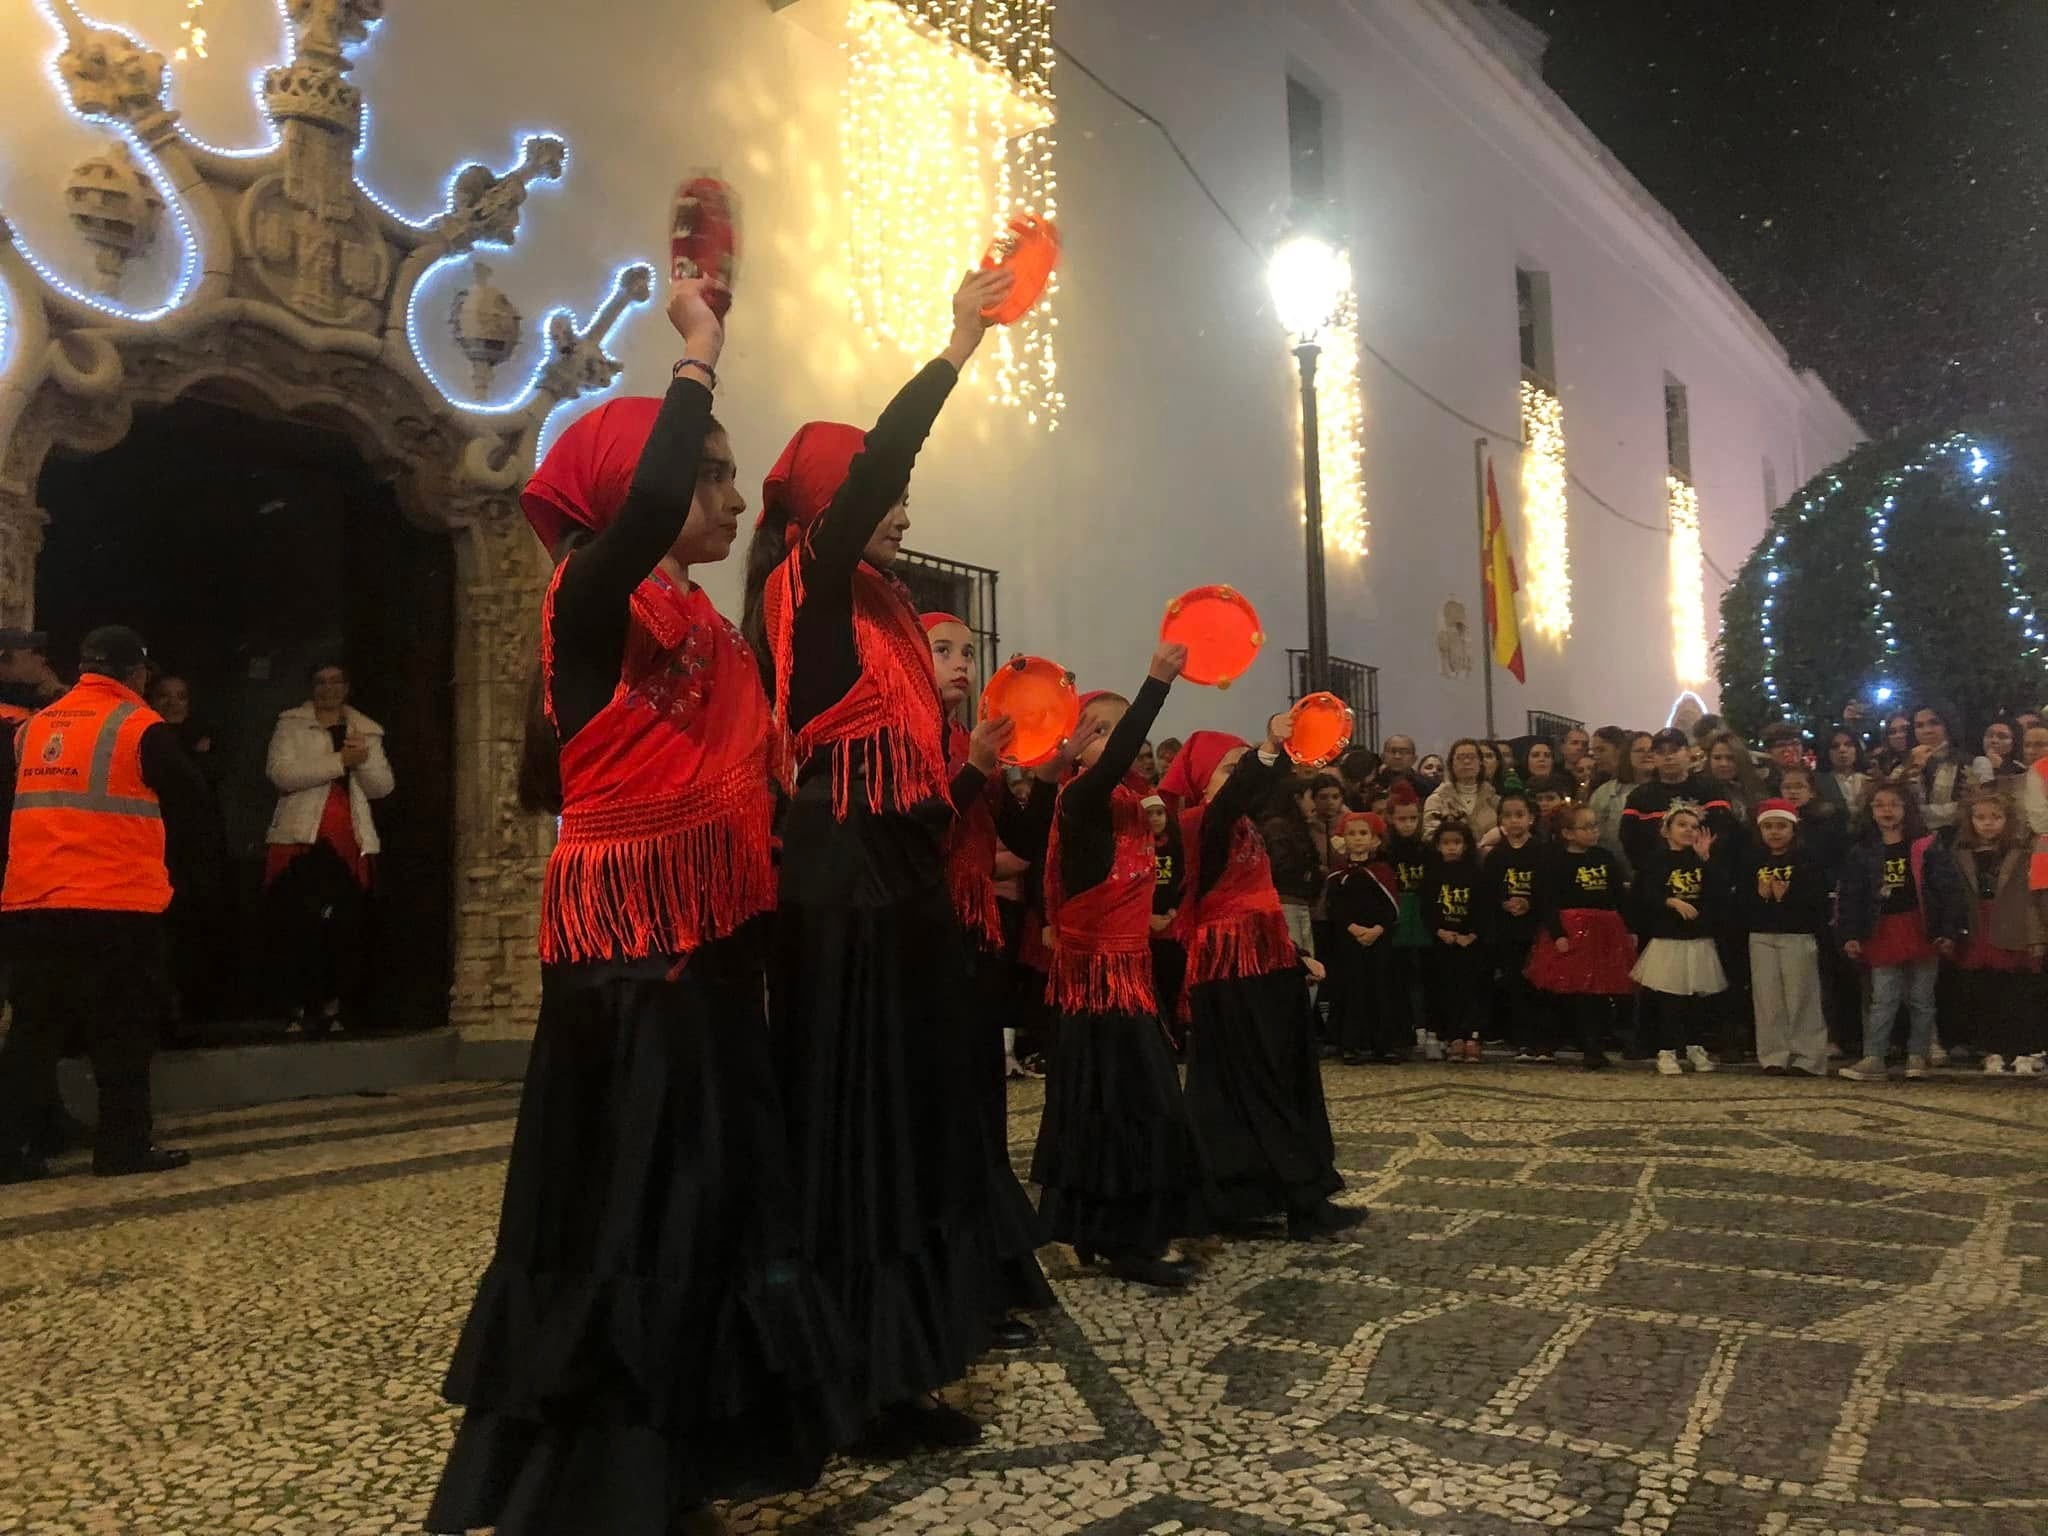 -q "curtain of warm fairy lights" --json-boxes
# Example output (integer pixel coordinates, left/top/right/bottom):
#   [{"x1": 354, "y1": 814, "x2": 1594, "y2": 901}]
[{"x1": 843, "y1": 0, "x2": 1062, "y2": 426}]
